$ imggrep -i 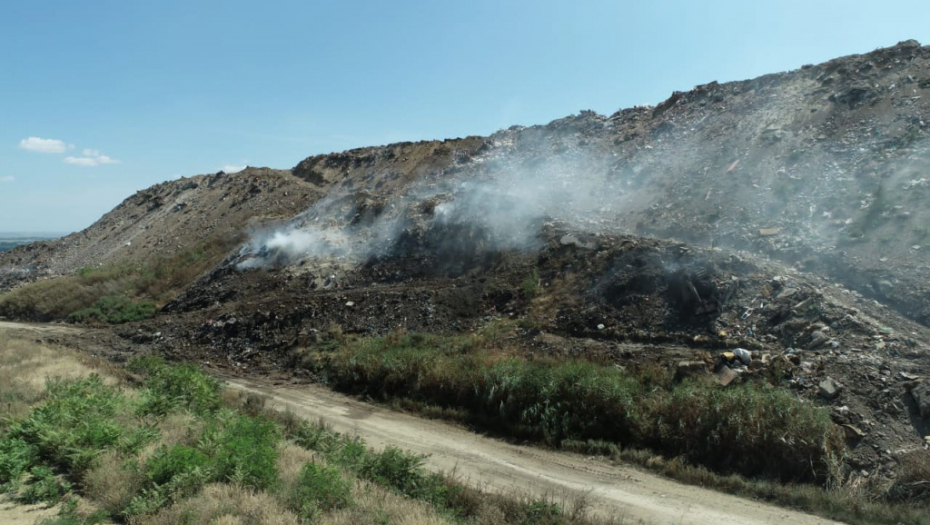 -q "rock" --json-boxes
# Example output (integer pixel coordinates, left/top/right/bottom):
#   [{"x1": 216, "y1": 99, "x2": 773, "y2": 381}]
[
  {"x1": 776, "y1": 288, "x2": 799, "y2": 302},
  {"x1": 819, "y1": 377, "x2": 843, "y2": 400},
  {"x1": 716, "y1": 365, "x2": 738, "y2": 387},
  {"x1": 909, "y1": 381, "x2": 930, "y2": 418}
]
